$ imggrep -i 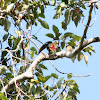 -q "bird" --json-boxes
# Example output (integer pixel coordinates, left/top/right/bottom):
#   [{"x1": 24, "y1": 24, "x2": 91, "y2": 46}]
[{"x1": 38, "y1": 41, "x2": 58, "y2": 54}]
